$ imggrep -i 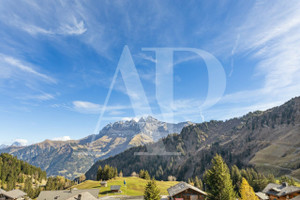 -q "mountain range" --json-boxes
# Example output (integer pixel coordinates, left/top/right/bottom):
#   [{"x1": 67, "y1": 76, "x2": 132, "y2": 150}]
[
  {"x1": 0, "y1": 144, "x2": 9, "y2": 149},
  {"x1": 0, "y1": 116, "x2": 191, "y2": 179},
  {"x1": 85, "y1": 97, "x2": 300, "y2": 181},
  {"x1": 0, "y1": 141, "x2": 24, "y2": 150}
]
